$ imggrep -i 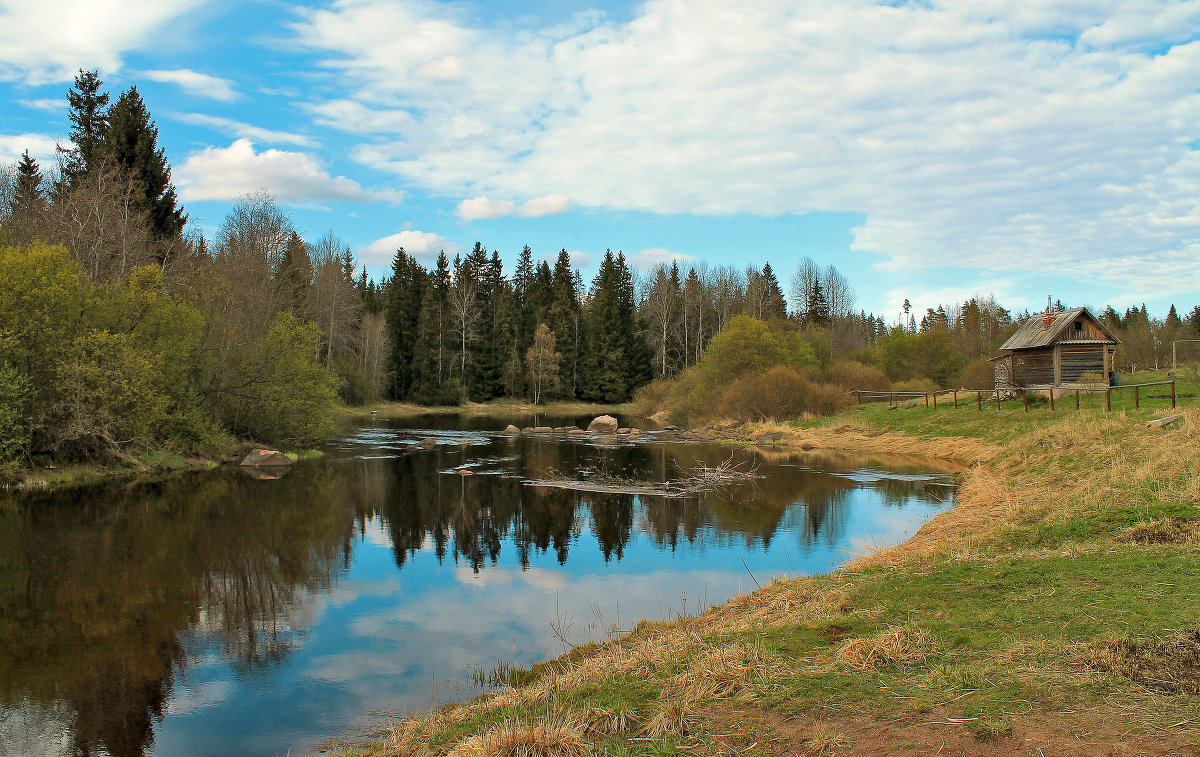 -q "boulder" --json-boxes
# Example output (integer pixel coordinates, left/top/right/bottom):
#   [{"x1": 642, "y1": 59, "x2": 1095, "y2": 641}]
[
  {"x1": 628, "y1": 428, "x2": 641, "y2": 436},
  {"x1": 663, "y1": 424, "x2": 682, "y2": 432},
  {"x1": 588, "y1": 415, "x2": 619, "y2": 433},
  {"x1": 553, "y1": 426, "x2": 570, "y2": 432},
  {"x1": 905, "y1": 400, "x2": 918, "y2": 409},
  {"x1": 801, "y1": 442, "x2": 816, "y2": 451},
  {"x1": 456, "y1": 468, "x2": 473, "y2": 476},
  {"x1": 503, "y1": 424, "x2": 520, "y2": 434},
  {"x1": 617, "y1": 427, "x2": 631, "y2": 434},
  {"x1": 521, "y1": 427, "x2": 534, "y2": 433},
  {"x1": 568, "y1": 428, "x2": 586, "y2": 435},
  {"x1": 418, "y1": 437, "x2": 438, "y2": 447},
  {"x1": 532, "y1": 426, "x2": 554, "y2": 433},
  {"x1": 239, "y1": 449, "x2": 293, "y2": 468}
]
